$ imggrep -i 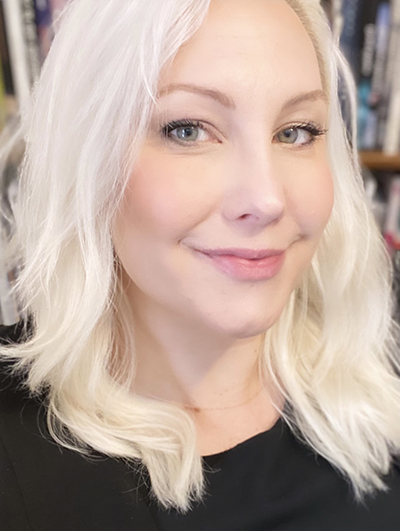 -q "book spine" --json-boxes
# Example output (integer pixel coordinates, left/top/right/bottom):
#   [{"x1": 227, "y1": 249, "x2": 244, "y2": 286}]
[
  {"x1": 339, "y1": 0, "x2": 364, "y2": 82},
  {"x1": 376, "y1": 0, "x2": 400, "y2": 149},
  {"x1": 357, "y1": 0, "x2": 381, "y2": 150},
  {"x1": 20, "y1": 0, "x2": 41, "y2": 85},
  {"x1": 382, "y1": 48, "x2": 400, "y2": 155},
  {"x1": 370, "y1": 3, "x2": 391, "y2": 107},
  {"x1": 382, "y1": 0, "x2": 400, "y2": 154},
  {"x1": 0, "y1": 2, "x2": 14, "y2": 95},
  {"x1": 33, "y1": 0, "x2": 53, "y2": 63},
  {"x1": 384, "y1": 0, "x2": 400, "y2": 96},
  {"x1": 383, "y1": 175, "x2": 400, "y2": 253},
  {"x1": 364, "y1": 2, "x2": 391, "y2": 149},
  {"x1": 1, "y1": 0, "x2": 31, "y2": 111}
]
